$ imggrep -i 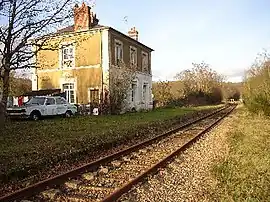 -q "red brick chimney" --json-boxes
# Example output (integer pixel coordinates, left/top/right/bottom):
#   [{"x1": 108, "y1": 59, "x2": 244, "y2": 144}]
[
  {"x1": 128, "y1": 27, "x2": 139, "y2": 41},
  {"x1": 73, "y1": 2, "x2": 99, "y2": 32}
]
